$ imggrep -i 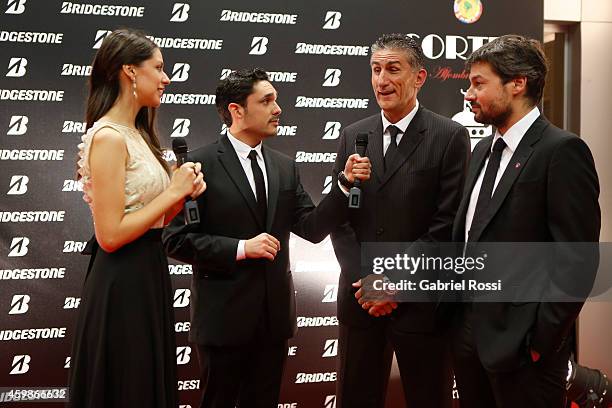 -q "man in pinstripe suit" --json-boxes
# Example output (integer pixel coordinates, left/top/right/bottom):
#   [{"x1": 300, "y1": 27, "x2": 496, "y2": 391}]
[{"x1": 330, "y1": 33, "x2": 470, "y2": 407}]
